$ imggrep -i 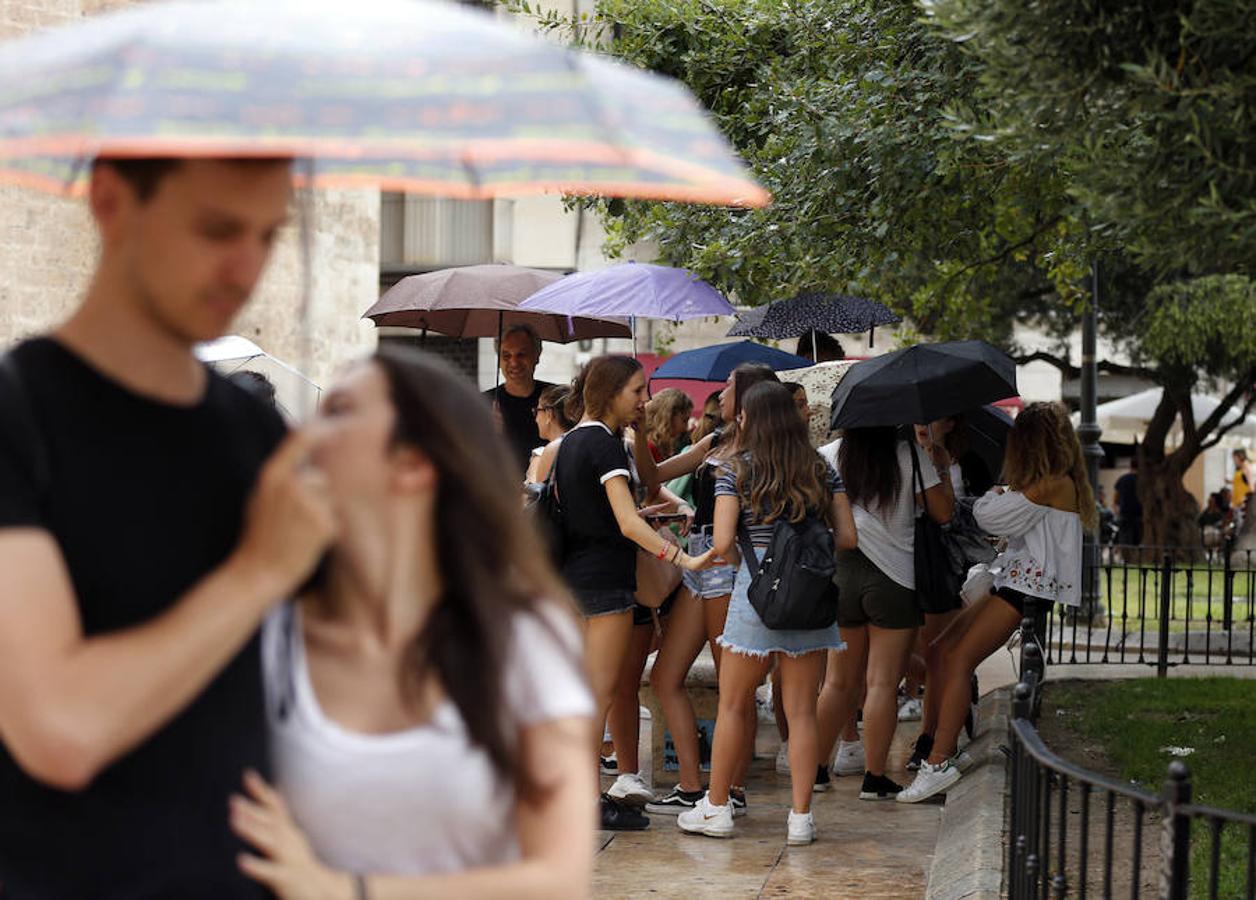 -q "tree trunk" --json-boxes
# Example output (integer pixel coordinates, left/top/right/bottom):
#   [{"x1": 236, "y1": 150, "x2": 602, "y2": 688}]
[{"x1": 1137, "y1": 455, "x2": 1200, "y2": 555}]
